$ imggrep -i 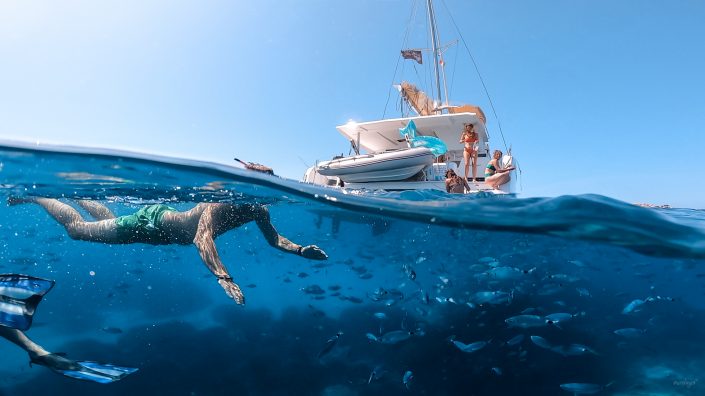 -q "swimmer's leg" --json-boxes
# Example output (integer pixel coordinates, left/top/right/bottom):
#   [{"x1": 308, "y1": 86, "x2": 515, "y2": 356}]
[
  {"x1": 0, "y1": 327, "x2": 49, "y2": 360},
  {"x1": 0, "y1": 327, "x2": 135, "y2": 383},
  {"x1": 16, "y1": 198, "x2": 121, "y2": 243},
  {"x1": 76, "y1": 200, "x2": 116, "y2": 220}
]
